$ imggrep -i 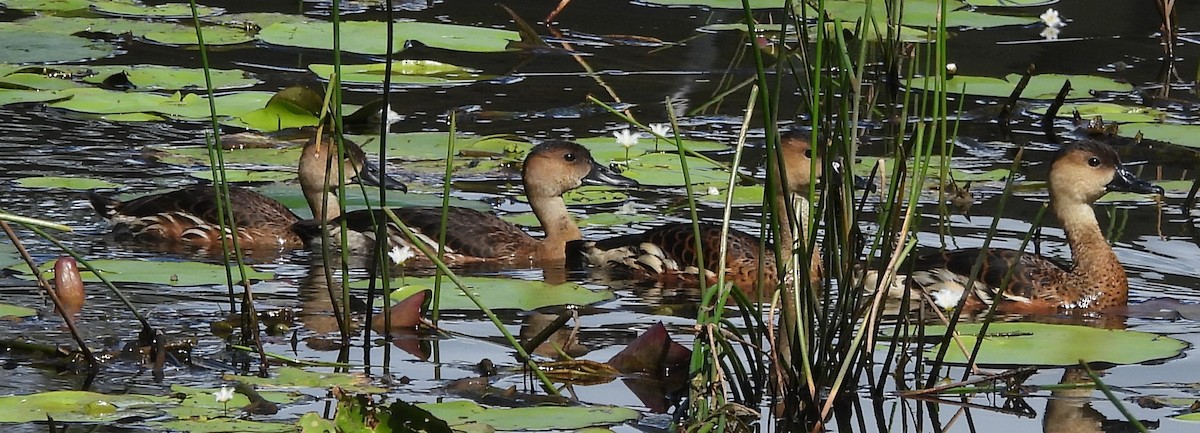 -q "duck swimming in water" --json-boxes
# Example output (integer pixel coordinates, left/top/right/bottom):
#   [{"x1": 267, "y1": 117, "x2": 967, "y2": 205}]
[
  {"x1": 911, "y1": 140, "x2": 1162, "y2": 312},
  {"x1": 88, "y1": 136, "x2": 405, "y2": 253},
  {"x1": 294, "y1": 139, "x2": 638, "y2": 265}
]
